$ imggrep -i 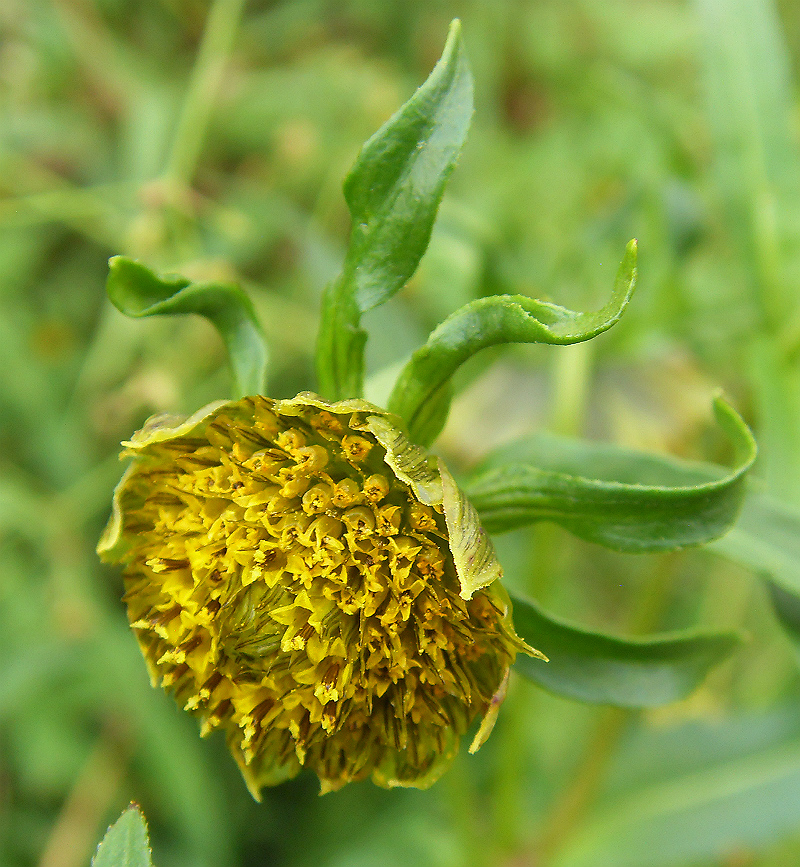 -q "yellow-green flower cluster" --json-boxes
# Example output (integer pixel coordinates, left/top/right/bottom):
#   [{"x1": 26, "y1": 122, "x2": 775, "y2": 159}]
[{"x1": 99, "y1": 393, "x2": 538, "y2": 795}]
